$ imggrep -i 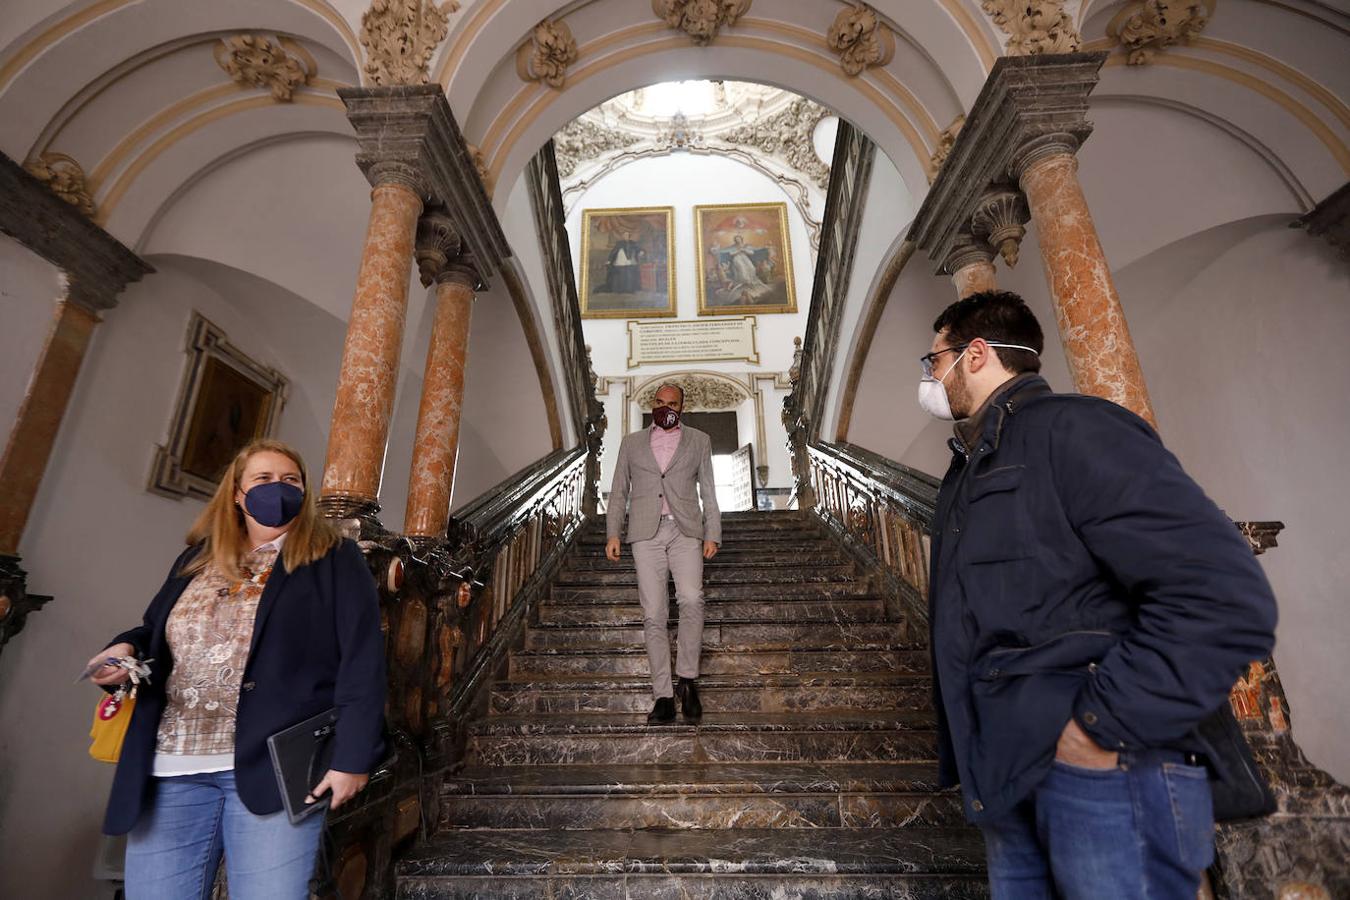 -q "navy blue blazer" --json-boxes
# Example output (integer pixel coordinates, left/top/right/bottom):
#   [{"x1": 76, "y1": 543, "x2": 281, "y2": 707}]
[{"x1": 102, "y1": 538, "x2": 386, "y2": 835}]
